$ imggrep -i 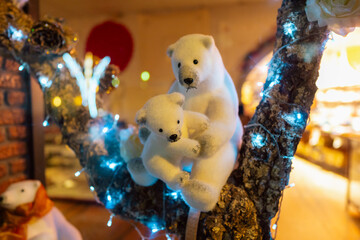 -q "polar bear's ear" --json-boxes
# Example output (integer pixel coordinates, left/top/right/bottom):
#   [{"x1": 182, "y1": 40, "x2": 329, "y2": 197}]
[
  {"x1": 33, "y1": 180, "x2": 41, "y2": 189},
  {"x1": 168, "y1": 92, "x2": 184, "y2": 106},
  {"x1": 202, "y1": 35, "x2": 214, "y2": 49},
  {"x1": 135, "y1": 109, "x2": 147, "y2": 125},
  {"x1": 167, "y1": 44, "x2": 175, "y2": 57}
]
